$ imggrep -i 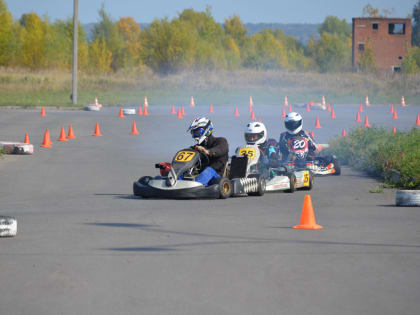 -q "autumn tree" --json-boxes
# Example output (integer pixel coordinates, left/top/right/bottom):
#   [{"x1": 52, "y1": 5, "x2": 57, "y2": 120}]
[
  {"x1": 224, "y1": 15, "x2": 248, "y2": 47},
  {"x1": 88, "y1": 35, "x2": 112, "y2": 73},
  {"x1": 413, "y1": 0, "x2": 420, "y2": 46},
  {"x1": 19, "y1": 13, "x2": 48, "y2": 69},
  {"x1": 116, "y1": 17, "x2": 143, "y2": 70},
  {"x1": 0, "y1": 0, "x2": 14, "y2": 66}
]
